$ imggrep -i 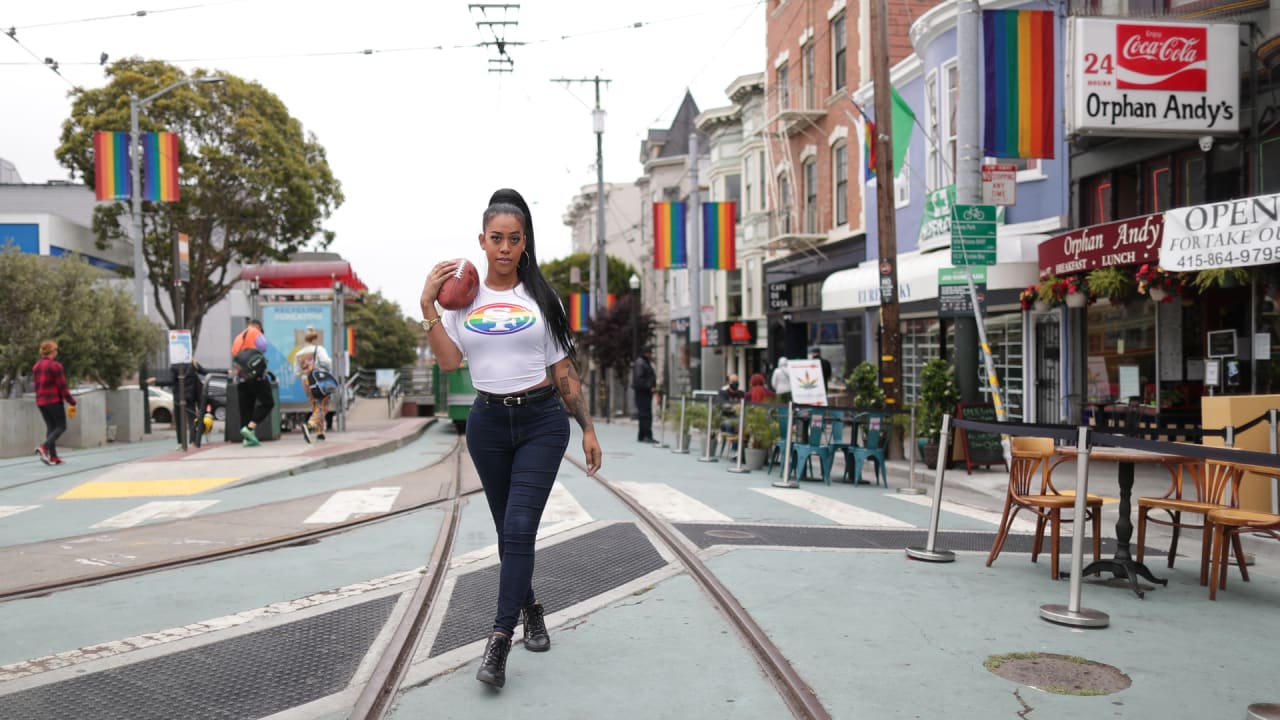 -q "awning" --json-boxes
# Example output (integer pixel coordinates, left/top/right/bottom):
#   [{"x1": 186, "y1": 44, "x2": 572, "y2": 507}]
[
  {"x1": 823, "y1": 248, "x2": 1040, "y2": 311},
  {"x1": 238, "y1": 261, "x2": 368, "y2": 293}
]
